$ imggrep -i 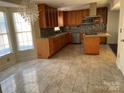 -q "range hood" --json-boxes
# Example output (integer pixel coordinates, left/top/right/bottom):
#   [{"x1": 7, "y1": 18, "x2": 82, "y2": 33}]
[
  {"x1": 89, "y1": 2, "x2": 97, "y2": 16},
  {"x1": 81, "y1": 2, "x2": 106, "y2": 35}
]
